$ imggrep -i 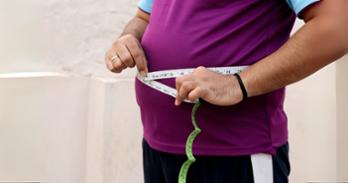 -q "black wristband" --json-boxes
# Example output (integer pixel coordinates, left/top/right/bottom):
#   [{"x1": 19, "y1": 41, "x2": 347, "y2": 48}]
[{"x1": 233, "y1": 73, "x2": 248, "y2": 101}]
